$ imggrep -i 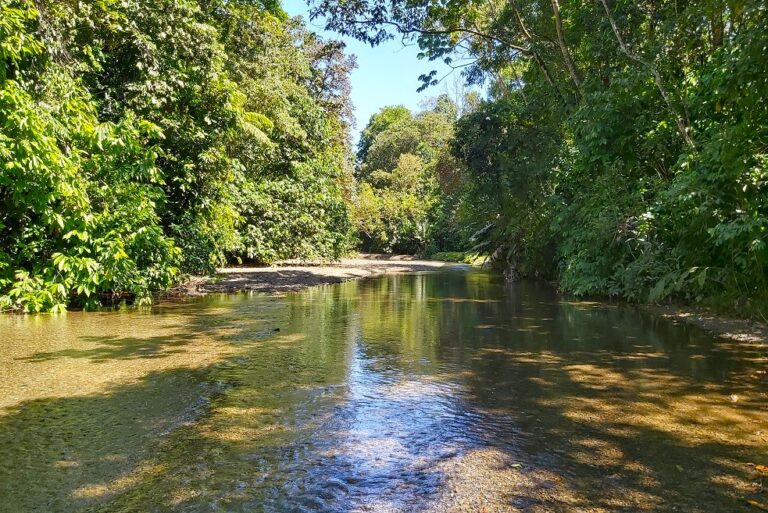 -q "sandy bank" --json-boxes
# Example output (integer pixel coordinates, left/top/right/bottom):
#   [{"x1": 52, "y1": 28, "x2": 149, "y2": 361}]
[
  {"x1": 172, "y1": 254, "x2": 471, "y2": 296},
  {"x1": 649, "y1": 304, "x2": 768, "y2": 344}
]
